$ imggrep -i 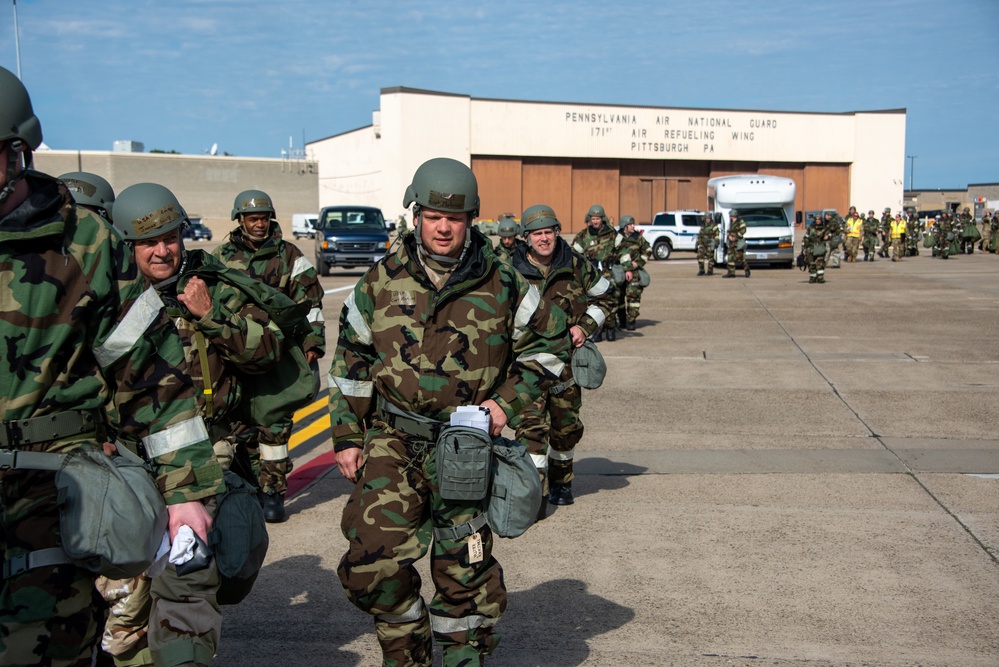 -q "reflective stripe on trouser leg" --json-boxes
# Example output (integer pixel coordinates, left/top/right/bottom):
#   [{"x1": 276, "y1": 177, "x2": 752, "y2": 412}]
[
  {"x1": 258, "y1": 422, "x2": 293, "y2": 493},
  {"x1": 376, "y1": 598, "x2": 433, "y2": 667},
  {"x1": 432, "y1": 614, "x2": 500, "y2": 667},
  {"x1": 547, "y1": 381, "x2": 582, "y2": 485},
  {"x1": 338, "y1": 431, "x2": 505, "y2": 656}
]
